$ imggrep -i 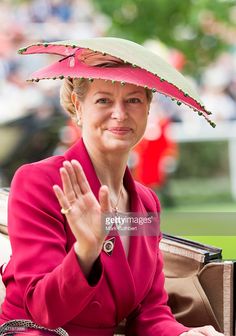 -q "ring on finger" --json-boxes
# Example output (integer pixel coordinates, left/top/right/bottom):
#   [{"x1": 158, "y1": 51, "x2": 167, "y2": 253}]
[{"x1": 61, "y1": 206, "x2": 73, "y2": 215}]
